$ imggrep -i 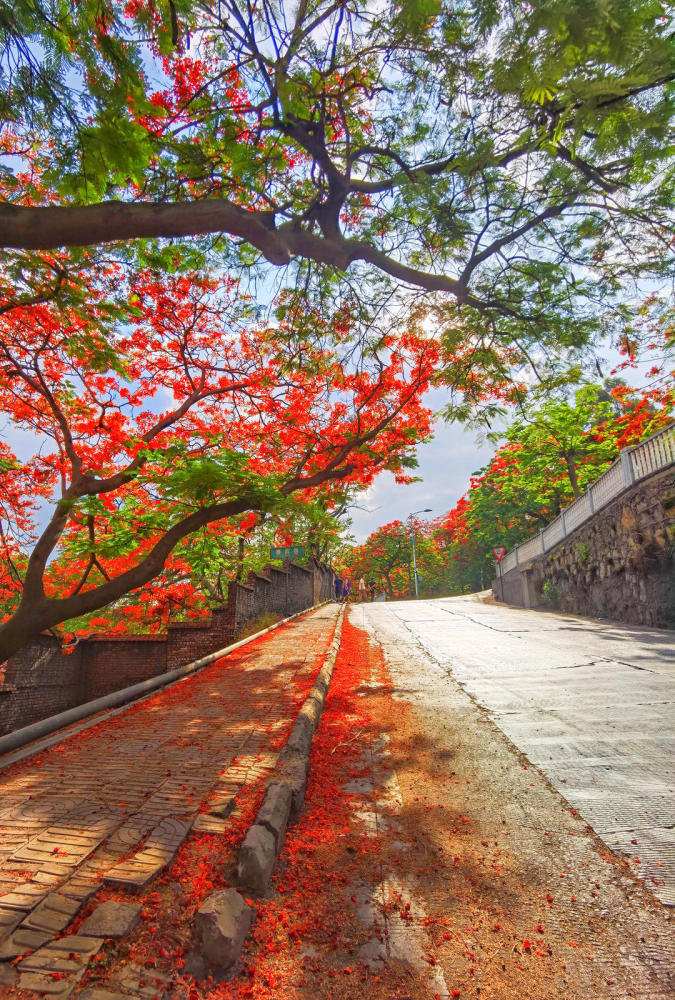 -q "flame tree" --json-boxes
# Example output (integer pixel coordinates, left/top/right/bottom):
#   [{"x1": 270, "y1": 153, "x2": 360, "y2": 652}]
[{"x1": 0, "y1": 254, "x2": 439, "y2": 658}]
